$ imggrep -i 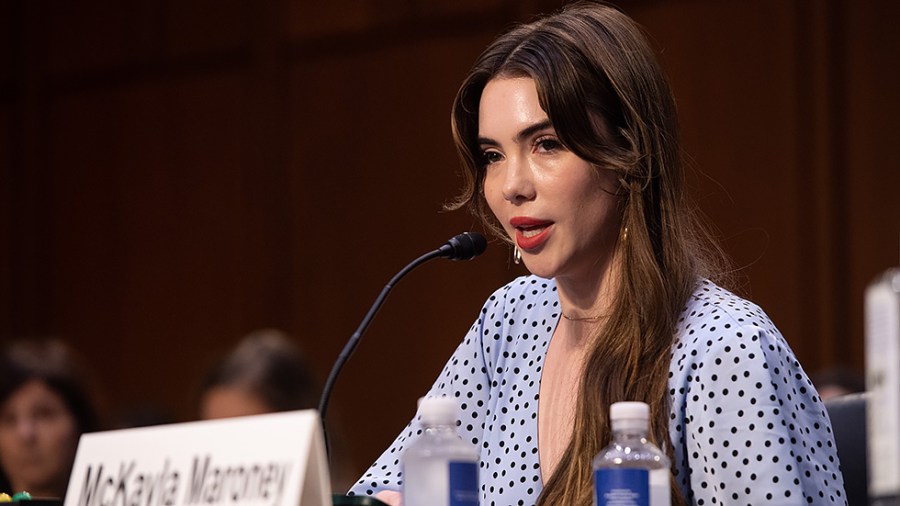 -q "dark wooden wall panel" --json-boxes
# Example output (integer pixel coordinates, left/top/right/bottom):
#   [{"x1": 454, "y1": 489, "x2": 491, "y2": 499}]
[
  {"x1": 287, "y1": 0, "x2": 511, "y2": 40},
  {"x1": 287, "y1": 1, "x2": 381, "y2": 38},
  {"x1": 165, "y1": 0, "x2": 248, "y2": 58},
  {"x1": 37, "y1": 1, "x2": 141, "y2": 76},
  {"x1": 0, "y1": 3, "x2": 12, "y2": 85},
  {"x1": 42, "y1": 74, "x2": 249, "y2": 414},
  {"x1": 791, "y1": 0, "x2": 853, "y2": 371},
  {"x1": 0, "y1": 107, "x2": 10, "y2": 334},
  {"x1": 2, "y1": 0, "x2": 898, "y2": 485},
  {"x1": 844, "y1": 1, "x2": 900, "y2": 368}
]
